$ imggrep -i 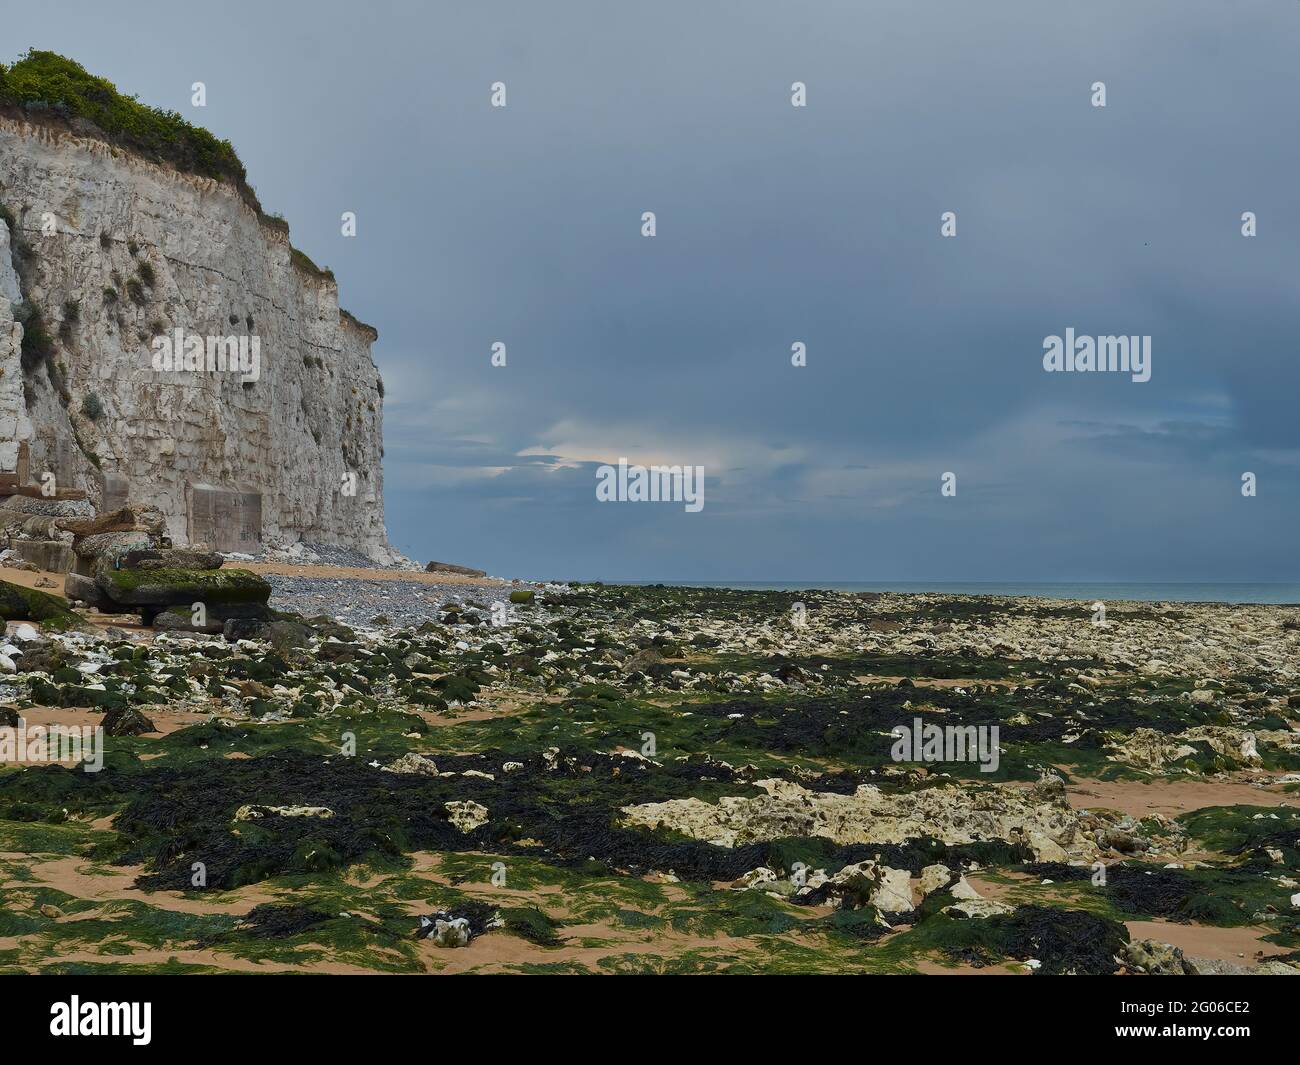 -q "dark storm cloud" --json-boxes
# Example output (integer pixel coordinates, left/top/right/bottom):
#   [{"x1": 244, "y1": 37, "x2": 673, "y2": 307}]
[{"x1": 10, "y1": 0, "x2": 1299, "y2": 579}]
